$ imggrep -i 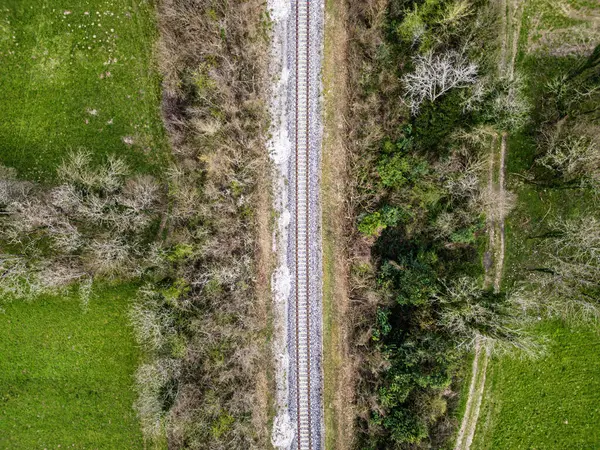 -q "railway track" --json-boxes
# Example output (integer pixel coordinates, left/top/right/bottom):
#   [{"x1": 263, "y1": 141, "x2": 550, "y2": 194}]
[{"x1": 293, "y1": 0, "x2": 315, "y2": 449}]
